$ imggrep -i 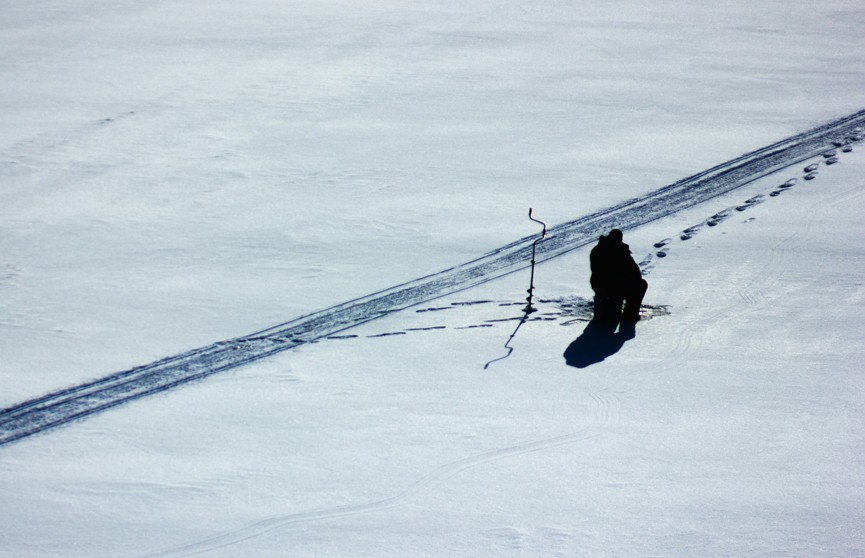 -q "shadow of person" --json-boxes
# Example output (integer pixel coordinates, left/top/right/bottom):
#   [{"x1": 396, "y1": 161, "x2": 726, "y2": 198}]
[{"x1": 563, "y1": 319, "x2": 636, "y2": 369}]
